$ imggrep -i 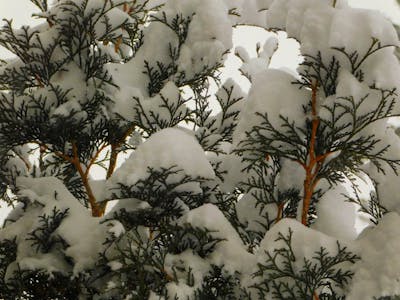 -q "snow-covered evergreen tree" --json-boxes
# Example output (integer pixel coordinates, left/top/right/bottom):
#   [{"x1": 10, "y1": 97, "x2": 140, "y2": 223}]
[{"x1": 1, "y1": 0, "x2": 400, "y2": 299}]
